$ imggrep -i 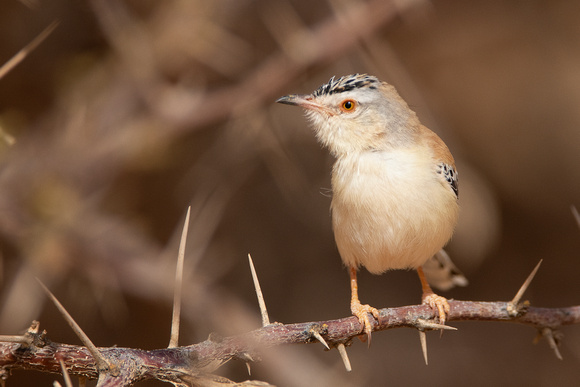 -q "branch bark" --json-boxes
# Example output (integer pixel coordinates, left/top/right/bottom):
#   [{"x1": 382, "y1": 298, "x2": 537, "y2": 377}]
[{"x1": 1, "y1": 300, "x2": 578, "y2": 385}]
